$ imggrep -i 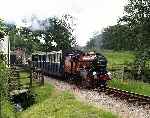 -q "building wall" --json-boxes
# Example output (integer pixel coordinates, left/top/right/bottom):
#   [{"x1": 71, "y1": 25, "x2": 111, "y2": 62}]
[
  {"x1": 0, "y1": 36, "x2": 10, "y2": 65},
  {"x1": 0, "y1": 36, "x2": 9, "y2": 54}
]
